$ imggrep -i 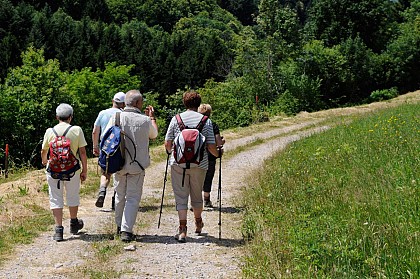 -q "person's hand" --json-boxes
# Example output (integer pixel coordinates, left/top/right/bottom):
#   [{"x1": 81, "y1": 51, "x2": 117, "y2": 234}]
[
  {"x1": 144, "y1": 105, "x2": 155, "y2": 118},
  {"x1": 217, "y1": 146, "x2": 224, "y2": 158},
  {"x1": 93, "y1": 146, "x2": 100, "y2": 156},
  {"x1": 80, "y1": 171, "x2": 87, "y2": 182},
  {"x1": 220, "y1": 136, "x2": 226, "y2": 145}
]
